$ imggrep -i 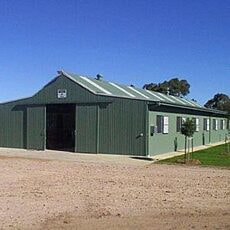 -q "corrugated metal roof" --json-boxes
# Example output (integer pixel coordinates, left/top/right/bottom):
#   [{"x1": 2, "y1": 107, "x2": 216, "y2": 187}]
[{"x1": 61, "y1": 70, "x2": 204, "y2": 109}]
